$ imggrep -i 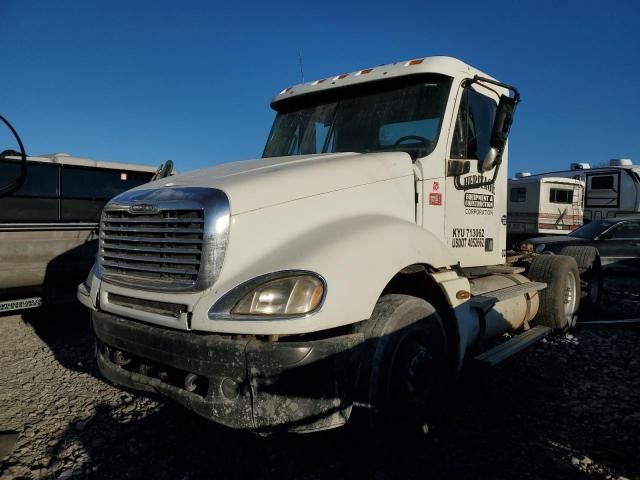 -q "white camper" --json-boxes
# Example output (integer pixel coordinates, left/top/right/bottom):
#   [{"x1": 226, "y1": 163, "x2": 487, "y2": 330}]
[
  {"x1": 507, "y1": 174, "x2": 584, "y2": 240},
  {"x1": 524, "y1": 160, "x2": 639, "y2": 222}
]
